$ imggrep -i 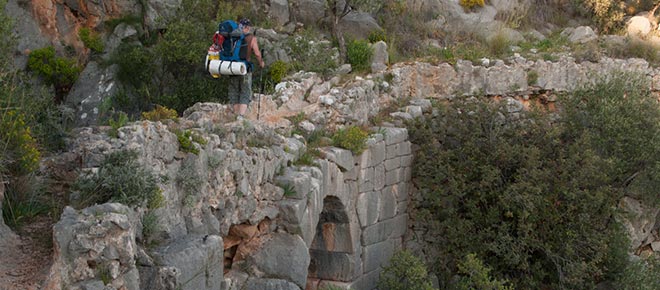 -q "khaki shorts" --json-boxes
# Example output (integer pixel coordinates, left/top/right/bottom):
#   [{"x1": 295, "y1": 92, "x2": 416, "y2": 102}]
[{"x1": 228, "y1": 73, "x2": 252, "y2": 105}]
